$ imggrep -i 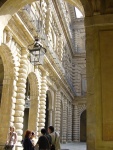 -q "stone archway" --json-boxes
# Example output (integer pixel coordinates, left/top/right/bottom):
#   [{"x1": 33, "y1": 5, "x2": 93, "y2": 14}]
[
  {"x1": 27, "y1": 72, "x2": 40, "y2": 135},
  {"x1": 80, "y1": 110, "x2": 86, "y2": 142},
  {"x1": 45, "y1": 90, "x2": 53, "y2": 130},
  {"x1": 0, "y1": 0, "x2": 92, "y2": 46},
  {"x1": 23, "y1": 77, "x2": 30, "y2": 137},
  {"x1": 0, "y1": 44, "x2": 16, "y2": 144},
  {"x1": 0, "y1": 0, "x2": 93, "y2": 16},
  {"x1": 45, "y1": 92, "x2": 49, "y2": 130},
  {"x1": 79, "y1": 104, "x2": 86, "y2": 142},
  {"x1": 1, "y1": 1, "x2": 113, "y2": 150}
]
